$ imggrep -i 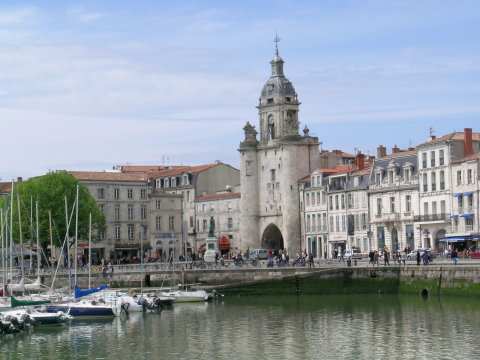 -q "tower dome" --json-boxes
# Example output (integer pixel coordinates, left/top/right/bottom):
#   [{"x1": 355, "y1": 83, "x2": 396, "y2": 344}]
[{"x1": 260, "y1": 48, "x2": 297, "y2": 100}]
